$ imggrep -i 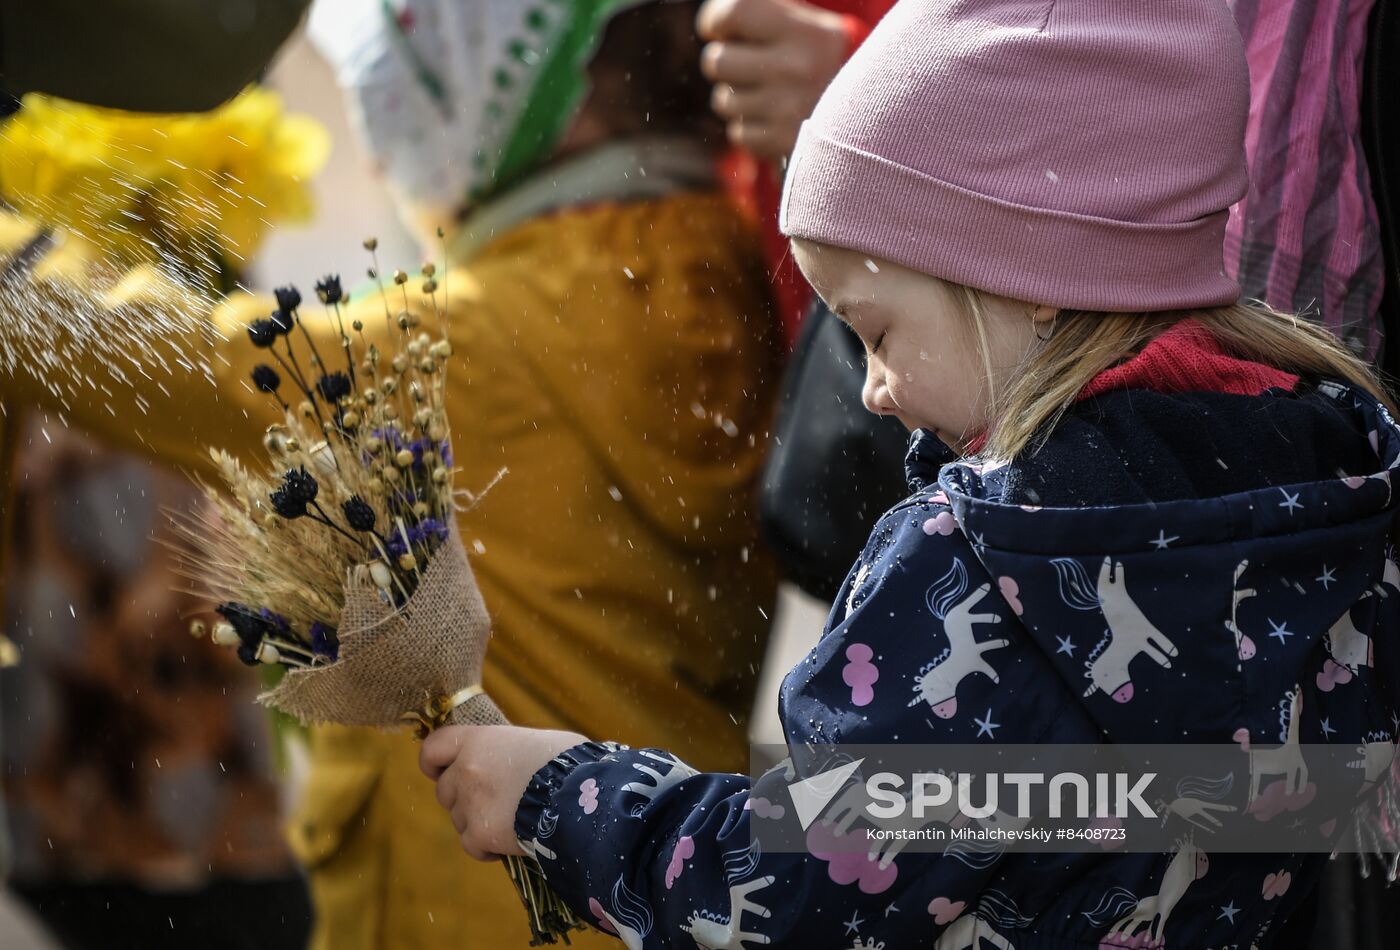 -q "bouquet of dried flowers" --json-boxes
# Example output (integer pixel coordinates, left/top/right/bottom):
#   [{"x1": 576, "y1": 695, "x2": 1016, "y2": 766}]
[{"x1": 174, "y1": 247, "x2": 580, "y2": 945}]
